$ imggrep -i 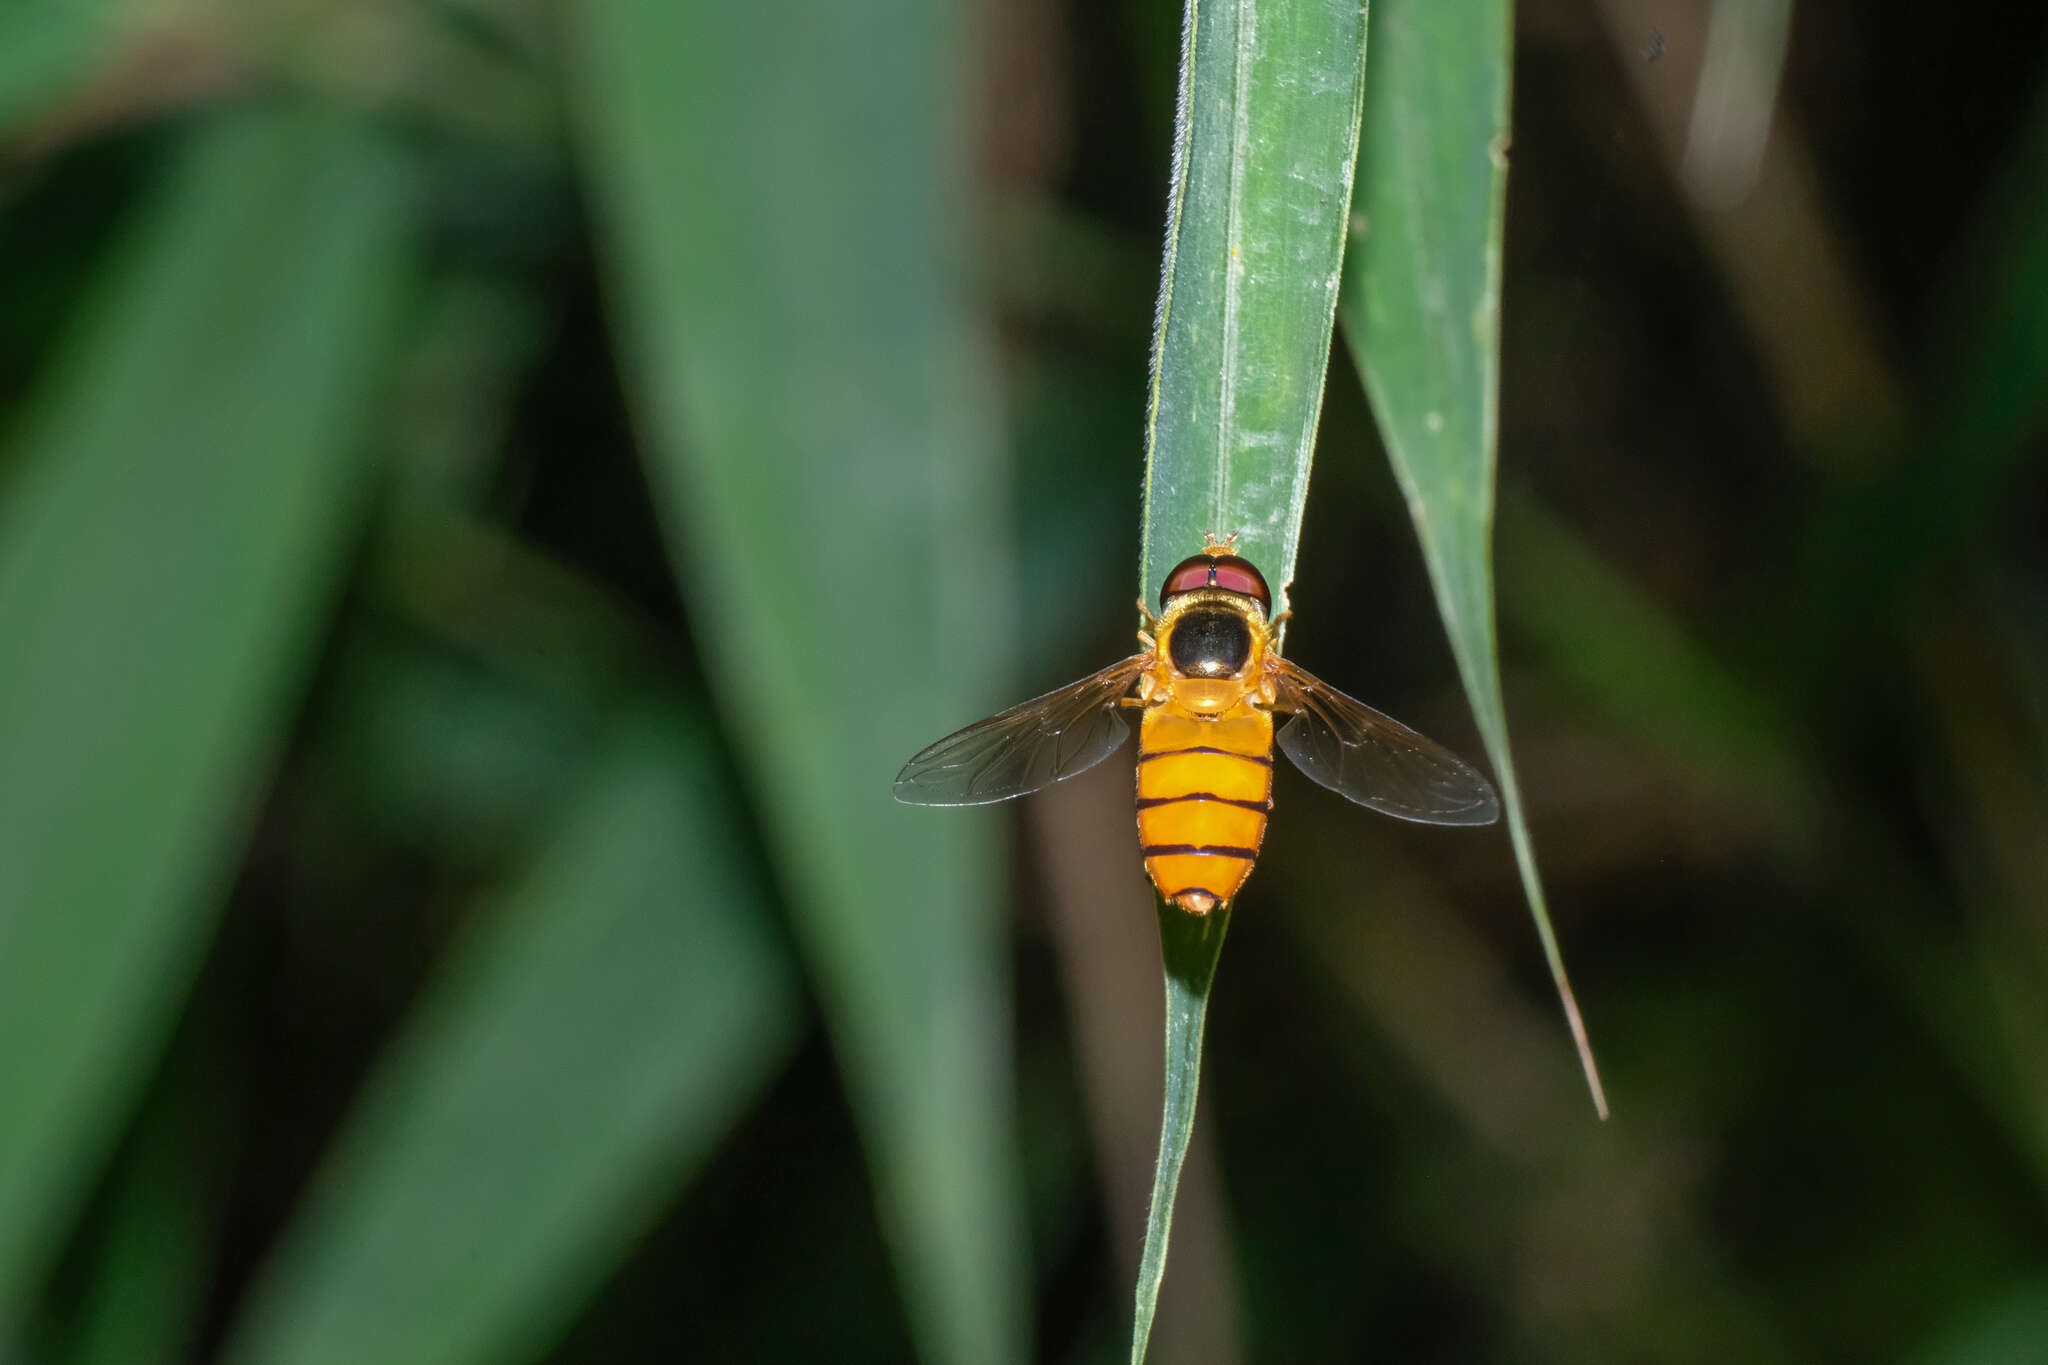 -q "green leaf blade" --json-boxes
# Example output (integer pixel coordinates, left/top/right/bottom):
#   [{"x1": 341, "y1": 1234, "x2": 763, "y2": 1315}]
[
  {"x1": 1129, "y1": 906, "x2": 1231, "y2": 1365},
  {"x1": 1134, "y1": 0, "x2": 1368, "y2": 1357},
  {"x1": 570, "y1": 4, "x2": 1025, "y2": 1362},
  {"x1": 1339, "y1": 0, "x2": 1607, "y2": 1115},
  {"x1": 1143, "y1": 0, "x2": 1370, "y2": 606},
  {"x1": 217, "y1": 708, "x2": 799, "y2": 1365},
  {"x1": 0, "y1": 106, "x2": 413, "y2": 1327}
]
